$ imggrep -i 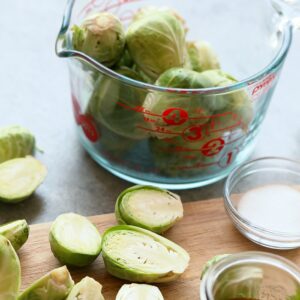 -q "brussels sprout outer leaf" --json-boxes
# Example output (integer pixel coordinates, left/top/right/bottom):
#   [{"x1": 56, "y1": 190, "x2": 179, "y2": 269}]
[
  {"x1": 200, "y1": 254, "x2": 230, "y2": 279},
  {"x1": 116, "y1": 283, "x2": 164, "y2": 300},
  {"x1": 0, "y1": 235, "x2": 21, "y2": 300},
  {"x1": 49, "y1": 213, "x2": 102, "y2": 267},
  {"x1": 0, "y1": 219, "x2": 29, "y2": 251}
]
